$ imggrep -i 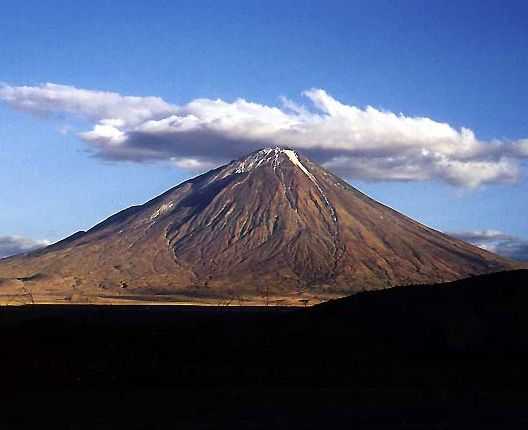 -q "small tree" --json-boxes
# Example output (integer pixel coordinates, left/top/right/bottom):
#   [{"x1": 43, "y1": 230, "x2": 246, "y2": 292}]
[{"x1": 299, "y1": 299, "x2": 309, "y2": 308}]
